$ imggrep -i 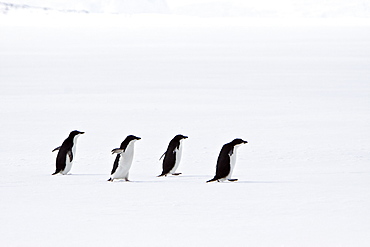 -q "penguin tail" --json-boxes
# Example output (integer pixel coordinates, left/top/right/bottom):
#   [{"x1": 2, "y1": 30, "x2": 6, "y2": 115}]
[
  {"x1": 157, "y1": 173, "x2": 167, "y2": 177},
  {"x1": 206, "y1": 177, "x2": 218, "y2": 183},
  {"x1": 52, "y1": 170, "x2": 61, "y2": 175}
]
